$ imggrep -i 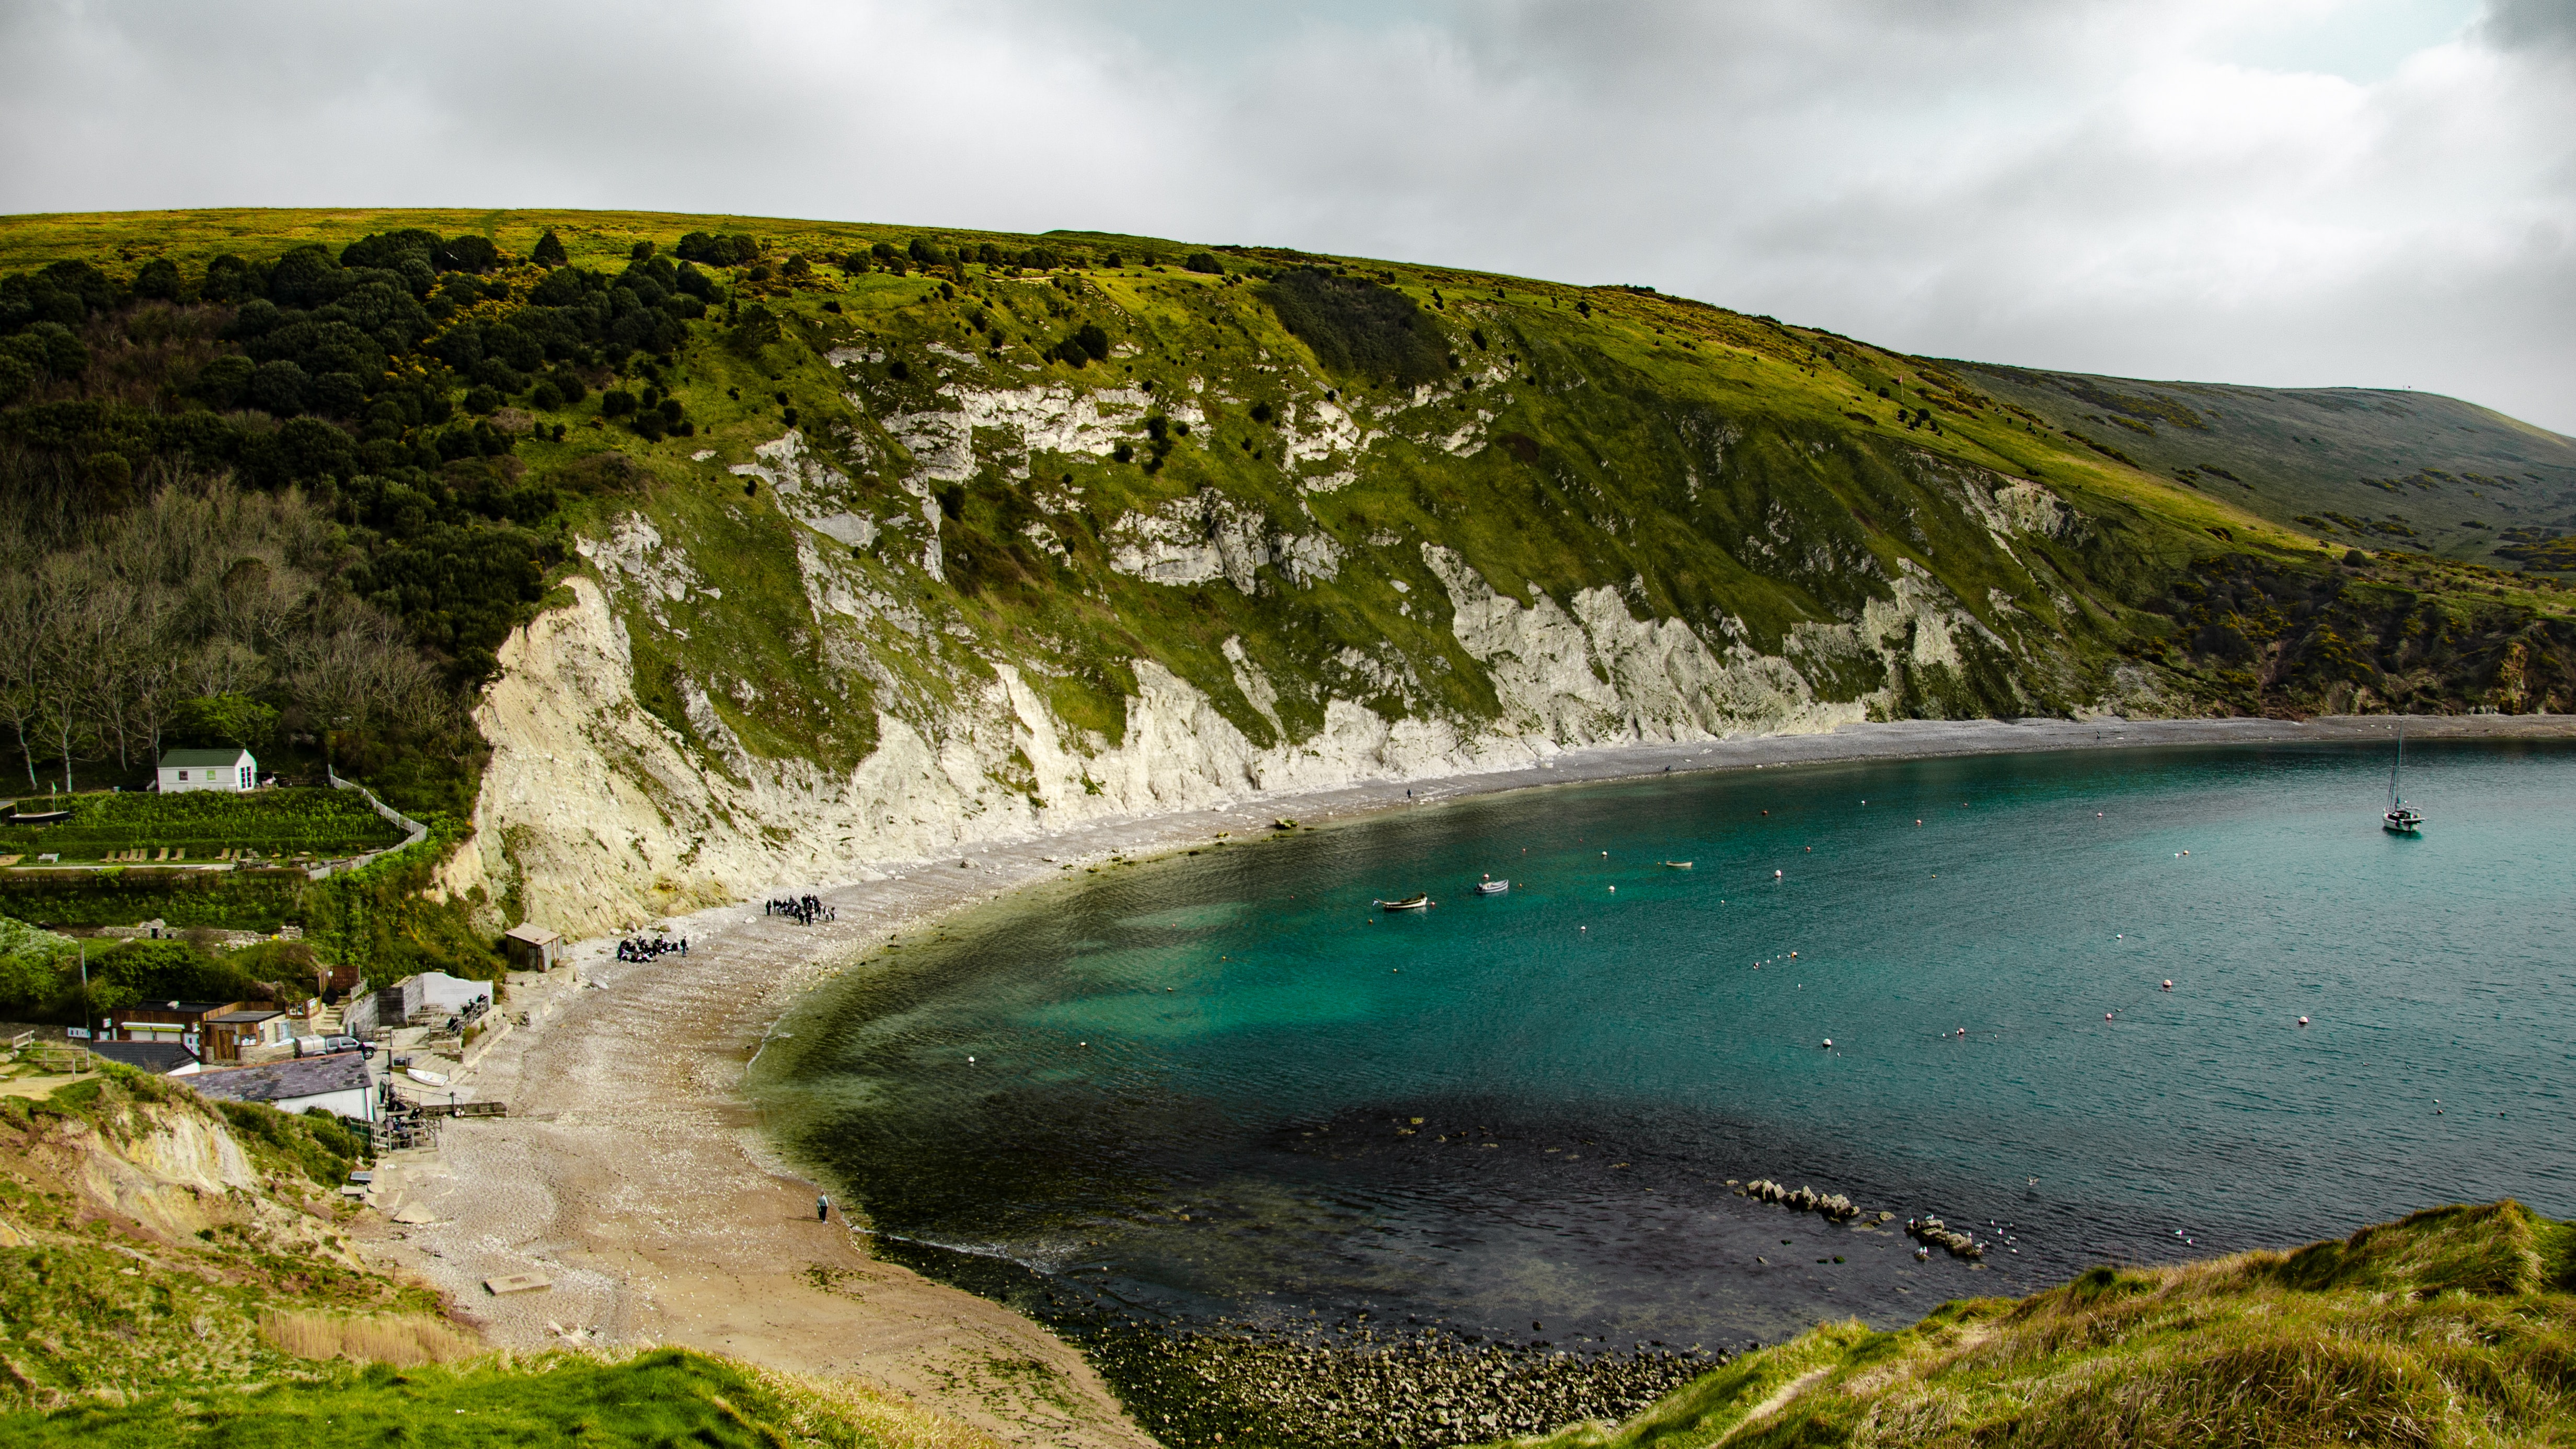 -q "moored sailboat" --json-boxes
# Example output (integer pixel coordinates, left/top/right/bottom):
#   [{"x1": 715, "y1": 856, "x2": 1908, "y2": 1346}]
[{"x1": 2383, "y1": 721, "x2": 2424, "y2": 834}]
